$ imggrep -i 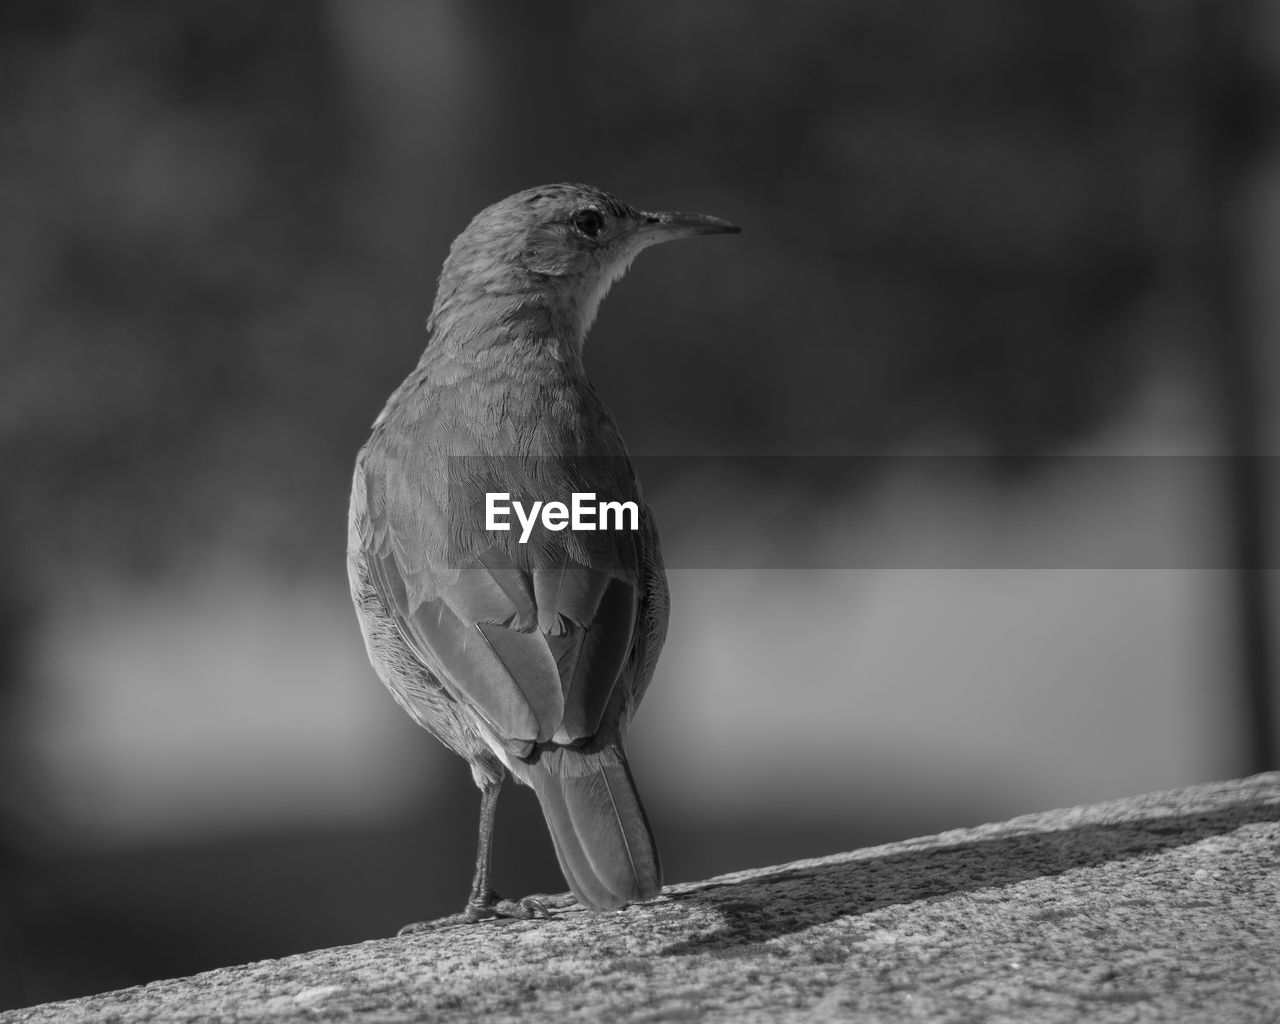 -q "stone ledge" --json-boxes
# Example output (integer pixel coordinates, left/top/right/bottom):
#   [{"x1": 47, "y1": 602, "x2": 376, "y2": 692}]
[{"x1": 4, "y1": 774, "x2": 1278, "y2": 1023}]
